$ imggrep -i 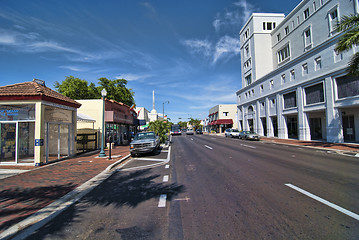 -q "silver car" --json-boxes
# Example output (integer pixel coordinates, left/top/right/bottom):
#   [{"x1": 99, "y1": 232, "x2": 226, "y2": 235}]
[
  {"x1": 130, "y1": 131, "x2": 160, "y2": 156},
  {"x1": 239, "y1": 131, "x2": 260, "y2": 141}
]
